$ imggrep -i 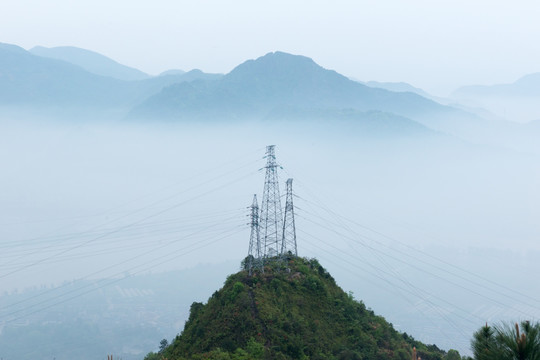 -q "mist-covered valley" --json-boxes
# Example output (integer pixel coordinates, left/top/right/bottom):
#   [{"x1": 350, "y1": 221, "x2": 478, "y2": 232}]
[
  {"x1": 1, "y1": 39, "x2": 540, "y2": 360},
  {"x1": 2, "y1": 113, "x2": 540, "y2": 358}
]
